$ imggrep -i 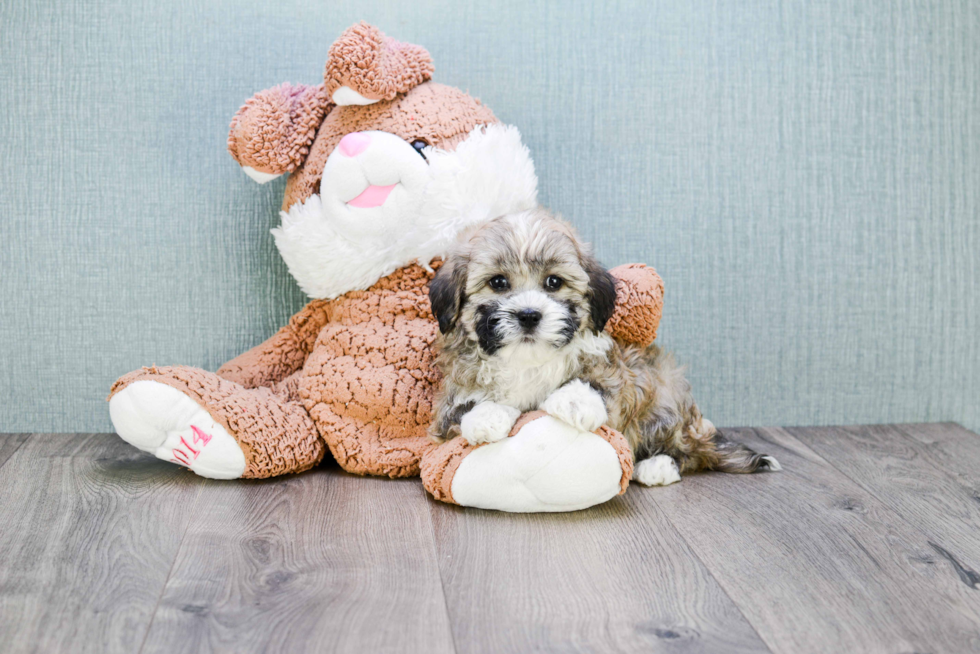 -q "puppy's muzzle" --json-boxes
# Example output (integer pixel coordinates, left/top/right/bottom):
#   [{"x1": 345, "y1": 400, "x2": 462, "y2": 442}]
[{"x1": 516, "y1": 308, "x2": 542, "y2": 332}]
